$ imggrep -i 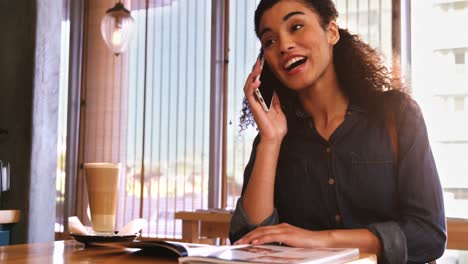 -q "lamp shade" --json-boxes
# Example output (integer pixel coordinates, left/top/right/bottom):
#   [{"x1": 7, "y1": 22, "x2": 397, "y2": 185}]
[{"x1": 101, "y1": 2, "x2": 135, "y2": 56}]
